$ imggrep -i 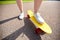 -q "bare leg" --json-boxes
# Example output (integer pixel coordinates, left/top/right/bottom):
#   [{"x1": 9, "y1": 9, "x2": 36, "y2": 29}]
[
  {"x1": 34, "y1": 0, "x2": 44, "y2": 24},
  {"x1": 16, "y1": 0, "x2": 24, "y2": 19},
  {"x1": 34, "y1": 0, "x2": 42, "y2": 13},
  {"x1": 16, "y1": 0, "x2": 23, "y2": 12}
]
